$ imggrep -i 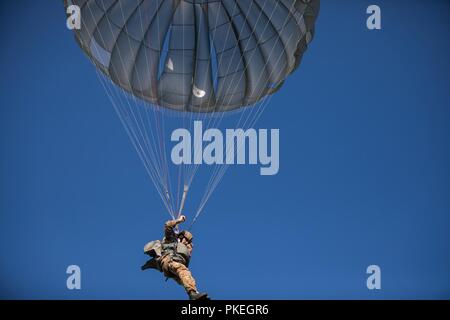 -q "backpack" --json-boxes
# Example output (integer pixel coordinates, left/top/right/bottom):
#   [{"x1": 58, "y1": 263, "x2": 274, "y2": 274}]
[
  {"x1": 141, "y1": 240, "x2": 163, "y2": 272},
  {"x1": 144, "y1": 240, "x2": 162, "y2": 258}
]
